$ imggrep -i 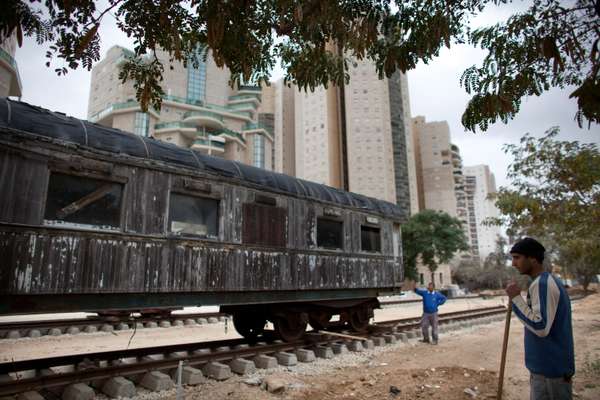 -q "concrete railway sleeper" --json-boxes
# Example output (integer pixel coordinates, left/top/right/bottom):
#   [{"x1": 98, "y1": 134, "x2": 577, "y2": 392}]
[{"x1": 0, "y1": 307, "x2": 508, "y2": 398}]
